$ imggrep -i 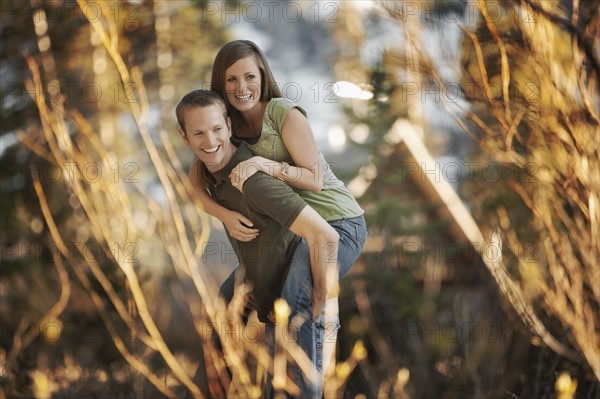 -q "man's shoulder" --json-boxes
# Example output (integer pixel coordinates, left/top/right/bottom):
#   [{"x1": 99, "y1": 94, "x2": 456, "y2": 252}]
[
  {"x1": 245, "y1": 172, "x2": 287, "y2": 194},
  {"x1": 243, "y1": 173, "x2": 307, "y2": 228},
  {"x1": 243, "y1": 173, "x2": 299, "y2": 208}
]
